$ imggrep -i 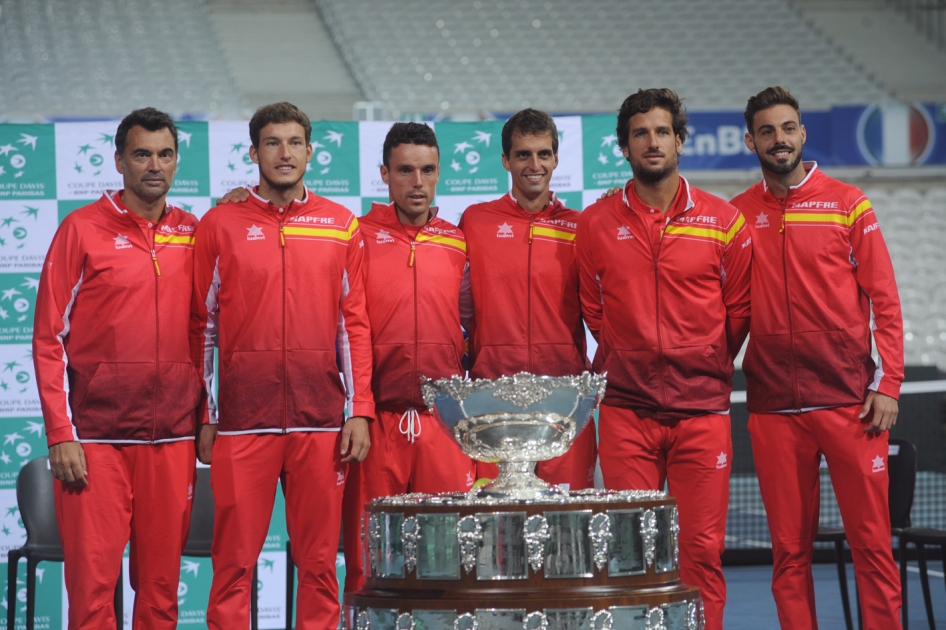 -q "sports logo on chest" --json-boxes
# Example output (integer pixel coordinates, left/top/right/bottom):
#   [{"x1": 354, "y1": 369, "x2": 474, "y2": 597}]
[
  {"x1": 616, "y1": 225, "x2": 634, "y2": 241},
  {"x1": 246, "y1": 225, "x2": 265, "y2": 241},
  {"x1": 113, "y1": 234, "x2": 132, "y2": 249},
  {"x1": 496, "y1": 222, "x2": 514, "y2": 238},
  {"x1": 755, "y1": 212, "x2": 770, "y2": 229},
  {"x1": 375, "y1": 229, "x2": 395, "y2": 244}
]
